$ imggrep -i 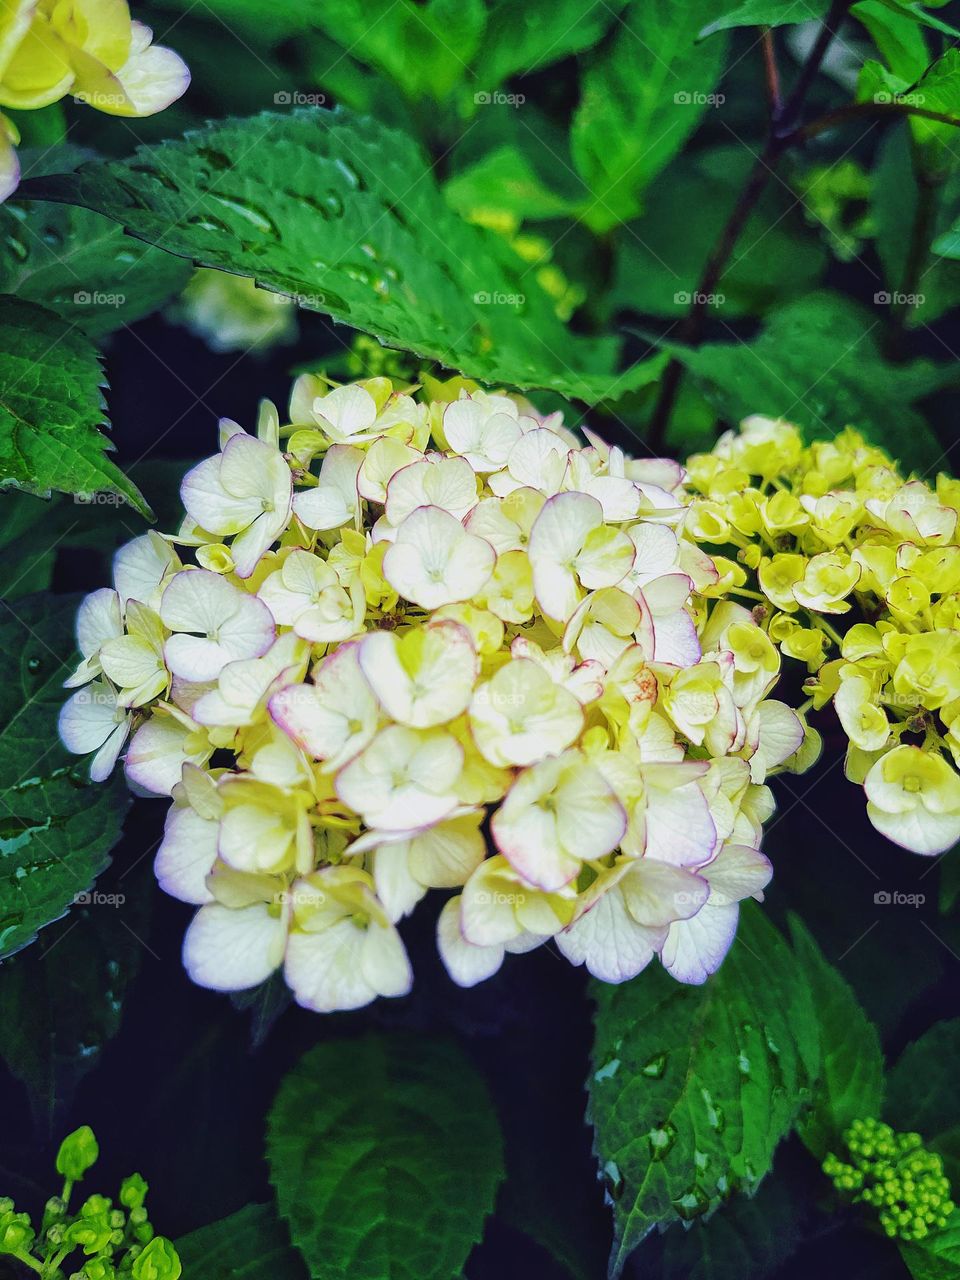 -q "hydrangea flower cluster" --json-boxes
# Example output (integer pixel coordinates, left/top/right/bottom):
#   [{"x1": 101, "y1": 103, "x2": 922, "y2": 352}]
[
  {"x1": 0, "y1": 1125, "x2": 181, "y2": 1279},
  {"x1": 823, "y1": 1118, "x2": 955, "y2": 1242},
  {"x1": 59, "y1": 376, "x2": 805, "y2": 1013},
  {"x1": 686, "y1": 417, "x2": 960, "y2": 856},
  {"x1": 0, "y1": 0, "x2": 189, "y2": 202}
]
